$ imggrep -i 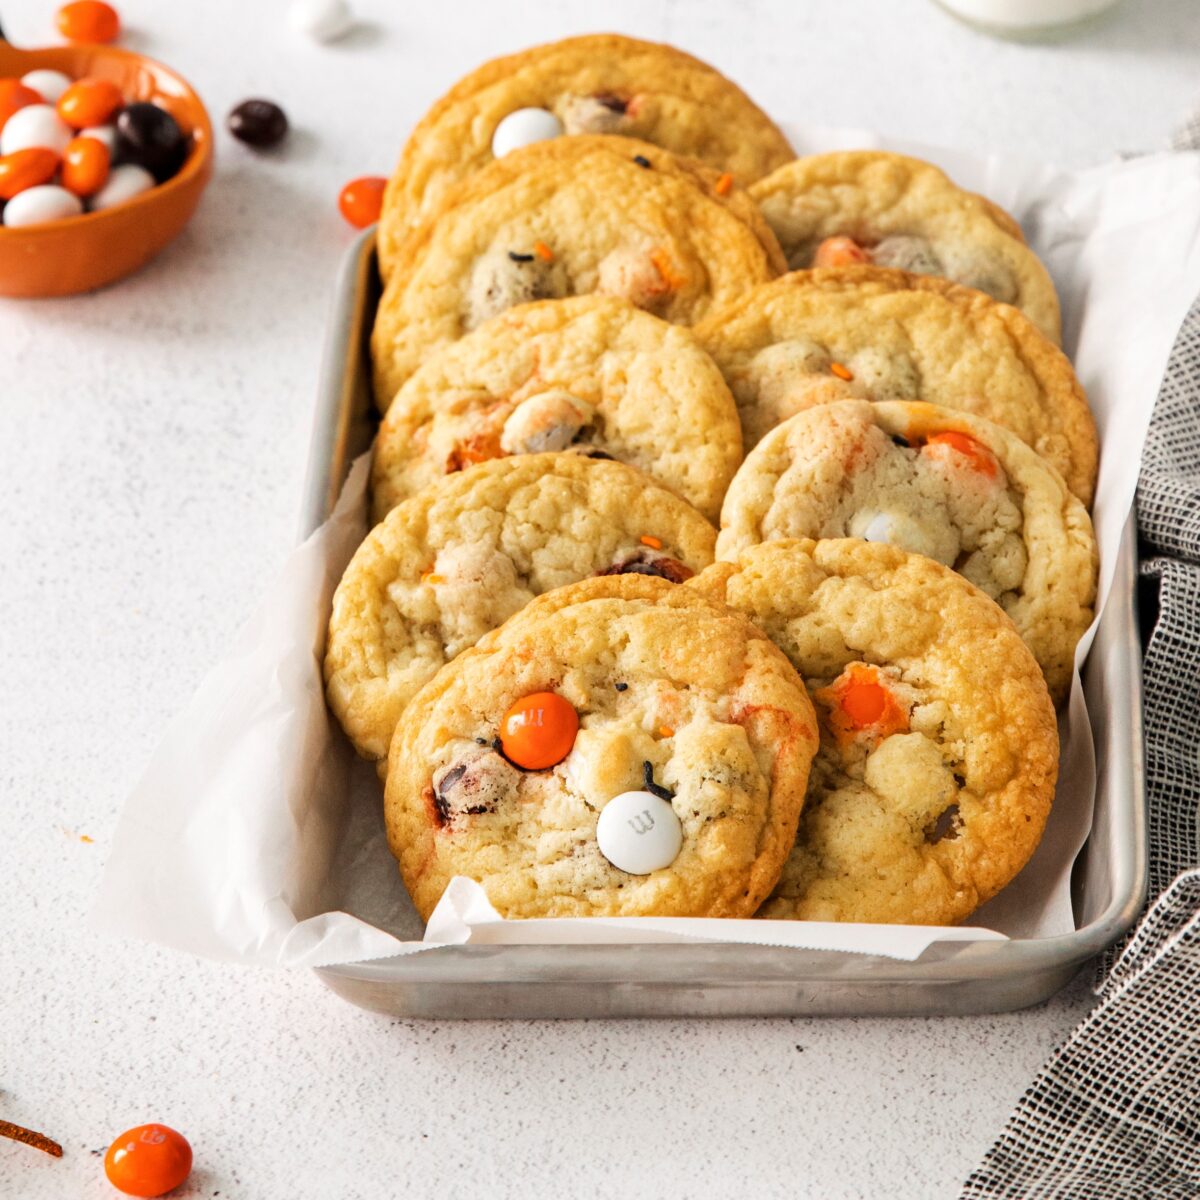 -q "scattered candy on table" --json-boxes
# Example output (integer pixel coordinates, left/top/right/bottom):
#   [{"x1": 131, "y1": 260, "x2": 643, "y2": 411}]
[
  {"x1": 289, "y1": 0, "x2": 355, "y2": 43},
  {"x1": 55, "y1": 0, "x2": 121, "y2": 44},
  {"x1": 338, "y1": 174, "x2": 387, "y2": 227},
  {"x1": 499, "y1": 691, "x2": 579, "y2": 769},
  {"x1": 227, "y1": 98, "x2": 289, "y2": 148},
  {"x1": 104, "y1": 1123, "x2": 192, "y2": 1198},
  {"x1": 490, "y1": 106, "x2": 563, "y2": 158},
  {"x1": 0, "y1": 64, "x2": 190, "y2": 227}
]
